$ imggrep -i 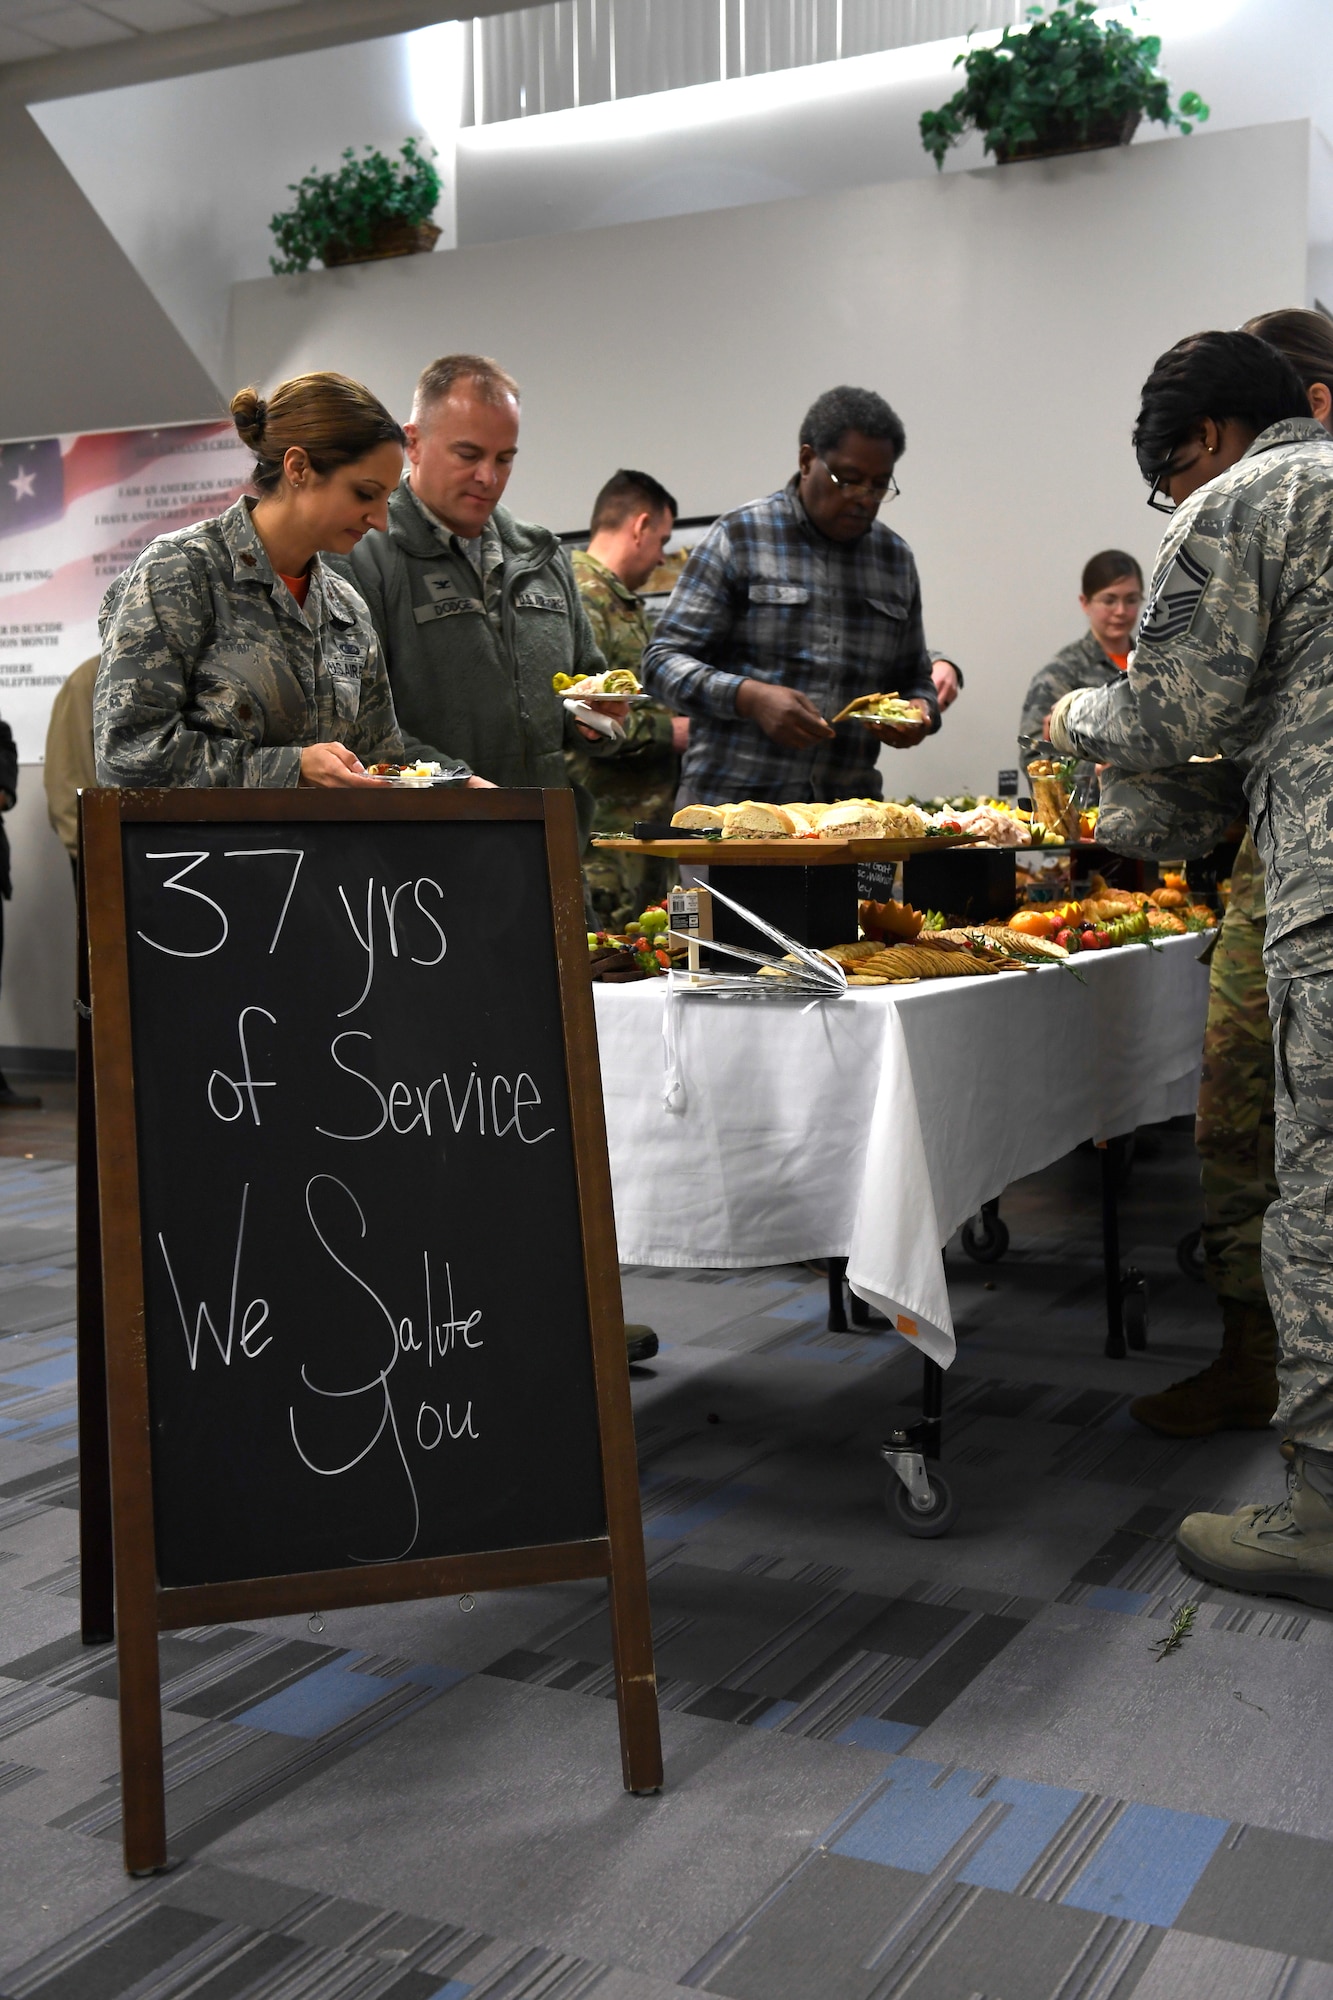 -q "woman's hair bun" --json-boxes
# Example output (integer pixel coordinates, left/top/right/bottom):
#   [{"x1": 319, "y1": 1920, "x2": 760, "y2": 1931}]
[{"x1": 230, "y1": 386, "x2": 268, "y2": 450}]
